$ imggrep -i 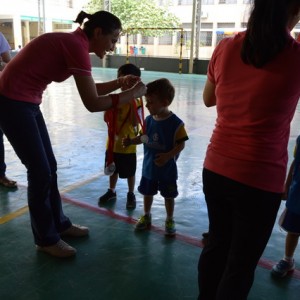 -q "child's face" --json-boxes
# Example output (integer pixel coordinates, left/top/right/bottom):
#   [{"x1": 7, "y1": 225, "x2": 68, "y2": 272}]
[{"x1": 145, "y1": 94, "x2": 167, "y2": 115}]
